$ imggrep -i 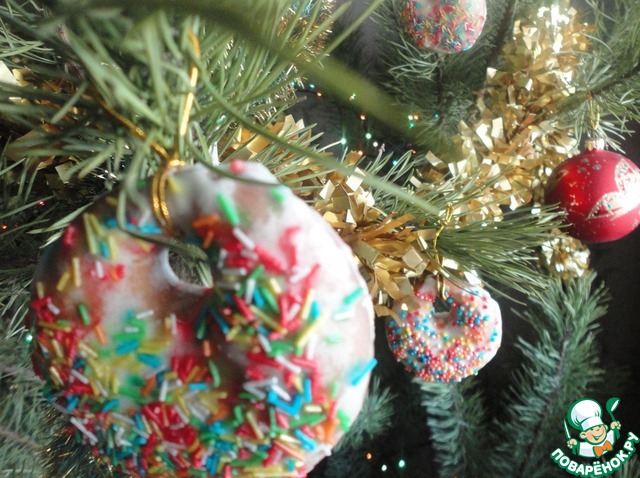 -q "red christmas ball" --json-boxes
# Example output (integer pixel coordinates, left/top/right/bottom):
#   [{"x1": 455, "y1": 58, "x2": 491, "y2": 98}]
[{"x1": 545, "y1": 144, "x2": 640, "y2": 243}]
